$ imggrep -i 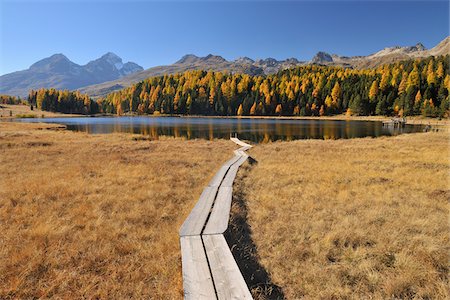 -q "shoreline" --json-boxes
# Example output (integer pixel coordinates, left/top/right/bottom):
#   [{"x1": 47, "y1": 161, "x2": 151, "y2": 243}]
[{"x1": 2, "y1": 104, "x2": 448, "y2": 128}]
